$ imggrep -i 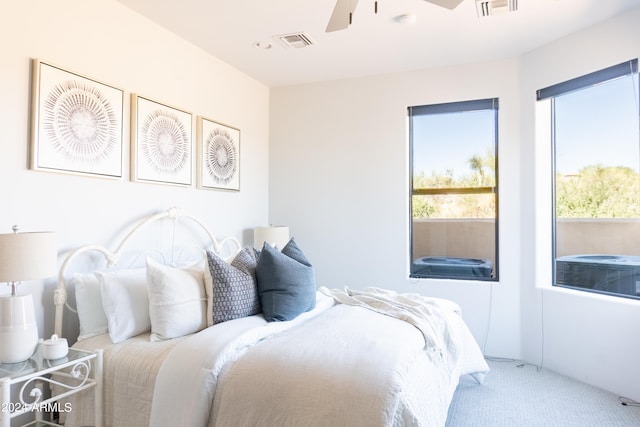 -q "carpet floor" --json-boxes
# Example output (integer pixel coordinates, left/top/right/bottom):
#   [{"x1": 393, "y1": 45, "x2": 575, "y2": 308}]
[{"x1": 446, "y1": 359, "x2": 640, "y2": 427}]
